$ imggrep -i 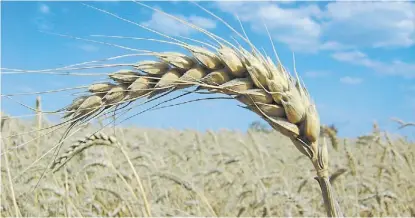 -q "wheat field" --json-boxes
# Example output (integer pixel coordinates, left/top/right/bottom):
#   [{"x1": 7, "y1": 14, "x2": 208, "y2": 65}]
[
  {"x1": 1, "y1": 1, "x2": 415, "y2": 217},
  {"x1": 1, "y1": 115, "x2": 414, "y2": 217}
]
